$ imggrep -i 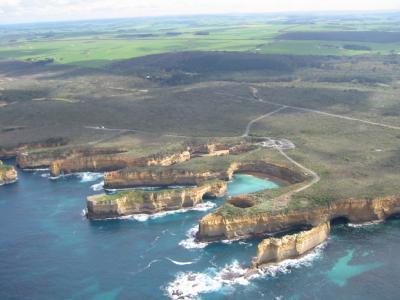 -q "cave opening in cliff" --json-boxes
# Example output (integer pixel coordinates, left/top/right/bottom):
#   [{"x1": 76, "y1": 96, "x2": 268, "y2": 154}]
[
  {"x1": 228, "y1": 196, "x2": 255, "y2": 208},
  {"x1": 273, "y1": 224, "x2": 313, "y2": 238},
  {"x1": 330, "y1": 216, "x2": 350, "y2": 226},
  {"x1": 386, "y1": 213, "x2": 400, "y2": 221}
]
